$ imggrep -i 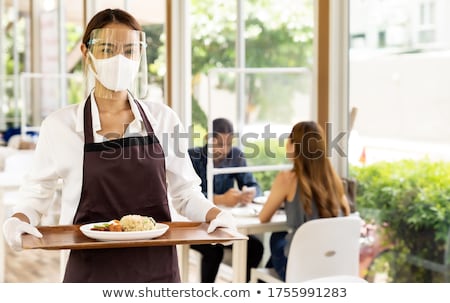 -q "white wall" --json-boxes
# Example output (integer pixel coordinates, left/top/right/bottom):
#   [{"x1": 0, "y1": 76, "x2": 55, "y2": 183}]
[{"x1": 349, "y1": 51, "x2": 450, "y2": 143}]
